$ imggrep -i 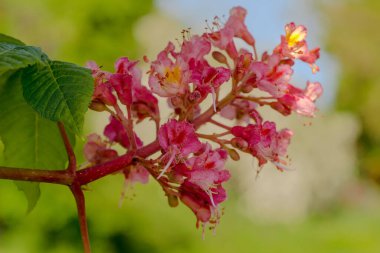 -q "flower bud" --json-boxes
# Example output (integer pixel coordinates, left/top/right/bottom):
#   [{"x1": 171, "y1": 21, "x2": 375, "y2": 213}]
[
  {"x1": 241, "y1": 84, "x2": 254, "y2": 93},
  {"x1": 89, "y1": 100, "x2": 107, "y2": 112},
  {"x1": 228, "y1": 148, "x2": 240, "y2": 161},
  {"x1": 212, "y1": 51, "x2": 228, "y2": 65},
  {"x1": 170, "y1": 96, "x2": 183, "y2": 107},
  {"x1": 188, "y1": 90, "x2": 201, "y2": 103},
  {"x1": 231, "y1": 137, "x2": 248, "y2": 151},
  {"x1": 167, "y1": 194, "x2": 179, "y2": 207}
]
